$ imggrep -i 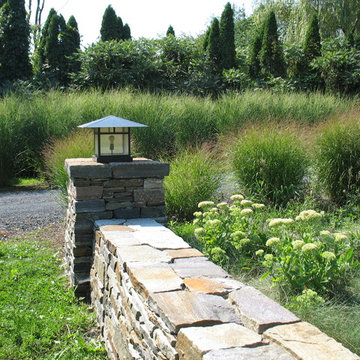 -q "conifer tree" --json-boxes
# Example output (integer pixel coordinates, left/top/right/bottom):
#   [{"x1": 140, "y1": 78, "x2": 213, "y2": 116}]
[
  {"x1": 249, "y1": 27, "x2": 263, "y2": 79},
  {"x1": 115, "y1": 16, "x2": 124, "y2": 40},
  {"x1": 166, "y1": 25, "x2": 175, "y2": 37},
  {"x1": 259, "y1": 10, "x2": 285, "y2": 78},
  {"x1": 304, "y1": 14, "x2": 321, "y2": 65},
  {"x1": 203, "y1": 27, "x2": 210, "y2": 51},
  {"x1": 123, "y1": 24, "x2": 131, "y2": 40},
  {"x1": 207, "y1": 18, "x2": 222, "y2": 73},
  {"x1": 0, "y1": 0, "x2": 31, "y2": 83},
  {"x1": 219, "y1": 2, "x2": 236, "y2": 70},
  {"x1": 101, "y1": 5, "x2": 118, "y2": 41}
]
